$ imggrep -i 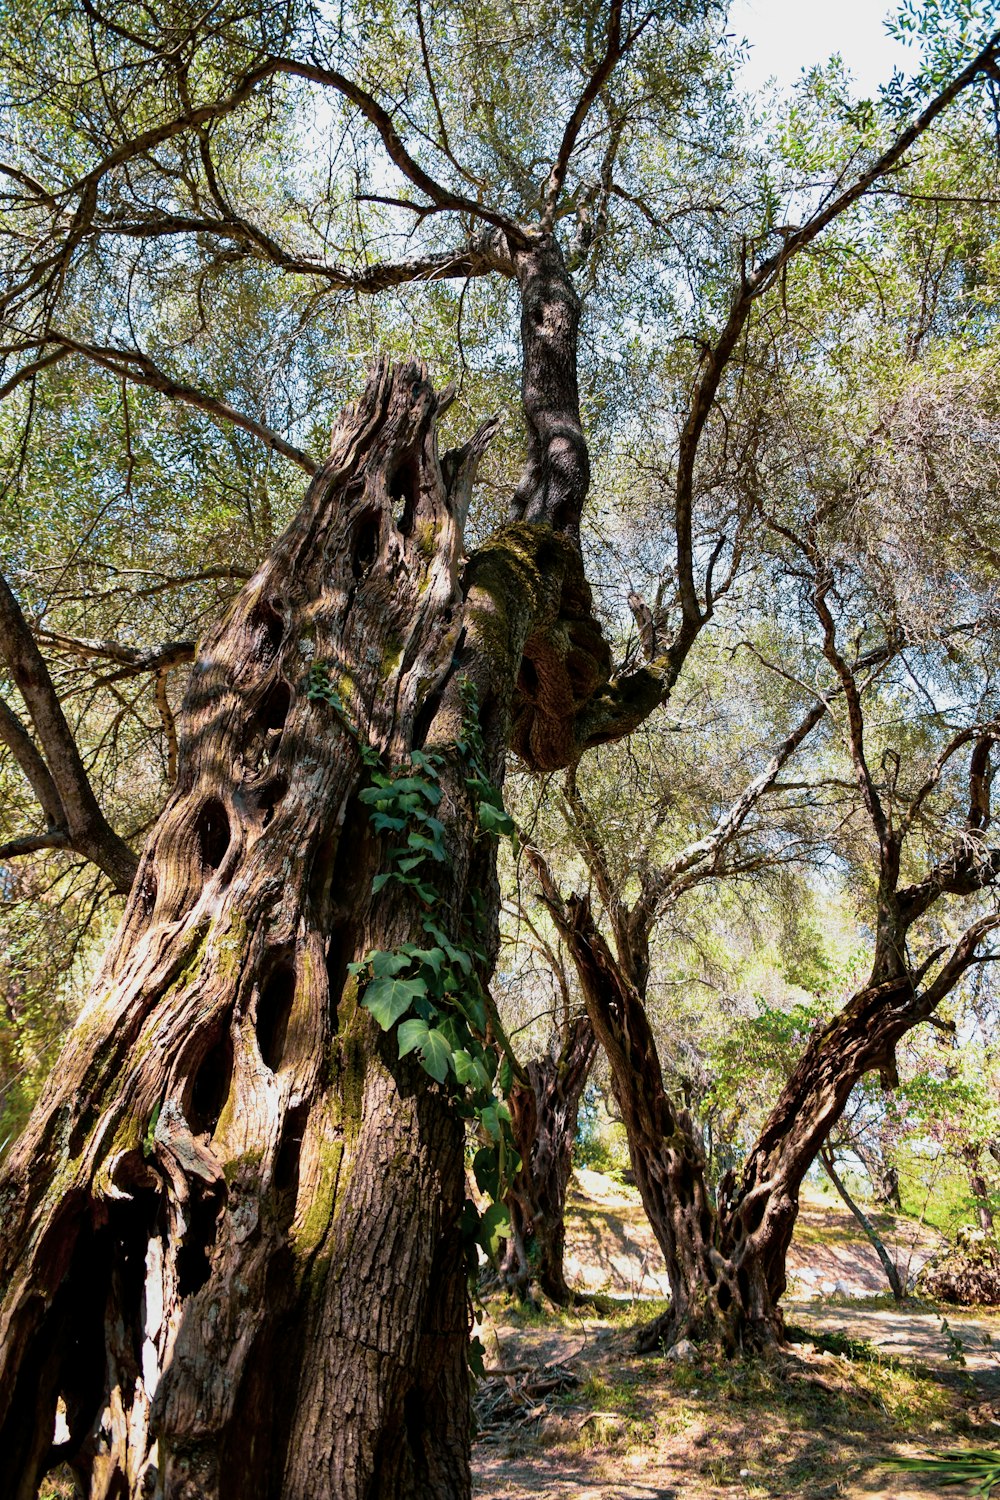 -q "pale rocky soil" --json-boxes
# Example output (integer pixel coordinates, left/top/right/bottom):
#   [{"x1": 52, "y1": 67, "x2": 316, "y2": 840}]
[{"x1": 473, "y1": 1171, "x2": 1000, "y2": 1500}]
